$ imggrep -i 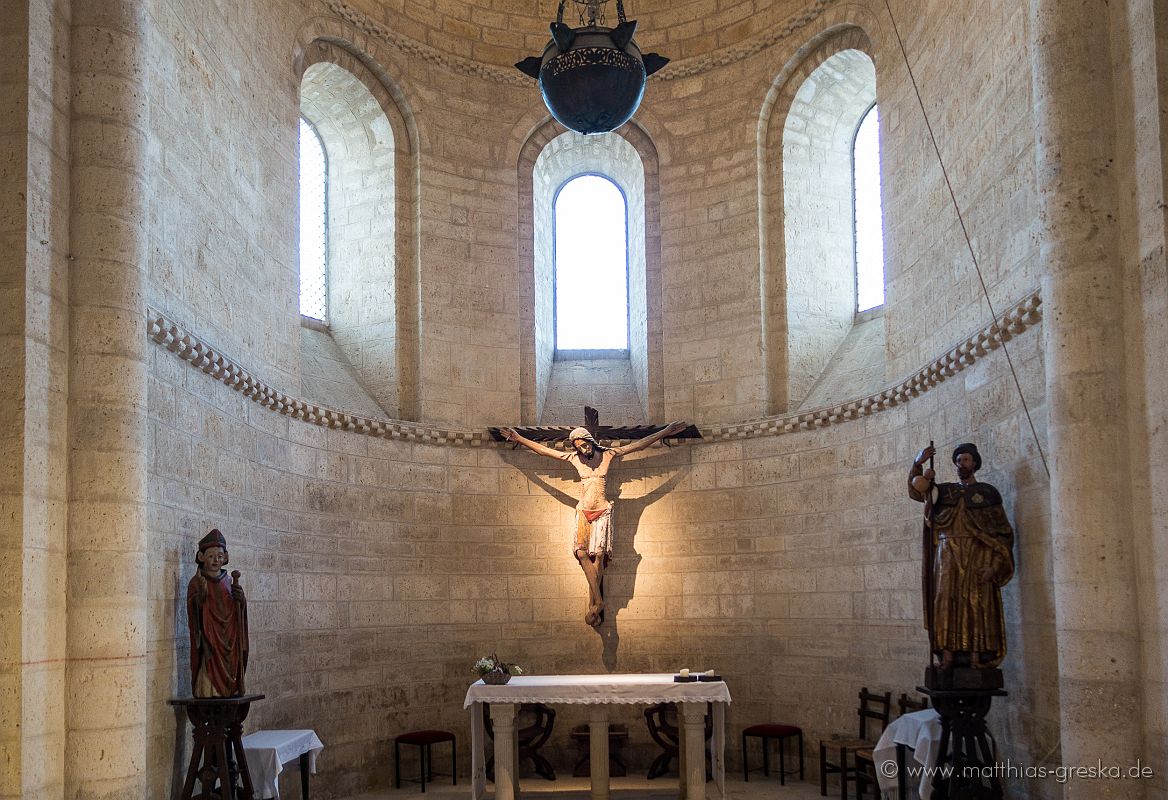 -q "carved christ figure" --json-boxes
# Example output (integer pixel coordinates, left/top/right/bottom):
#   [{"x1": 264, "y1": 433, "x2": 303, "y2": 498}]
[{"x1": 499, "y1": 421, "x2": 687, "y2": 627}]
